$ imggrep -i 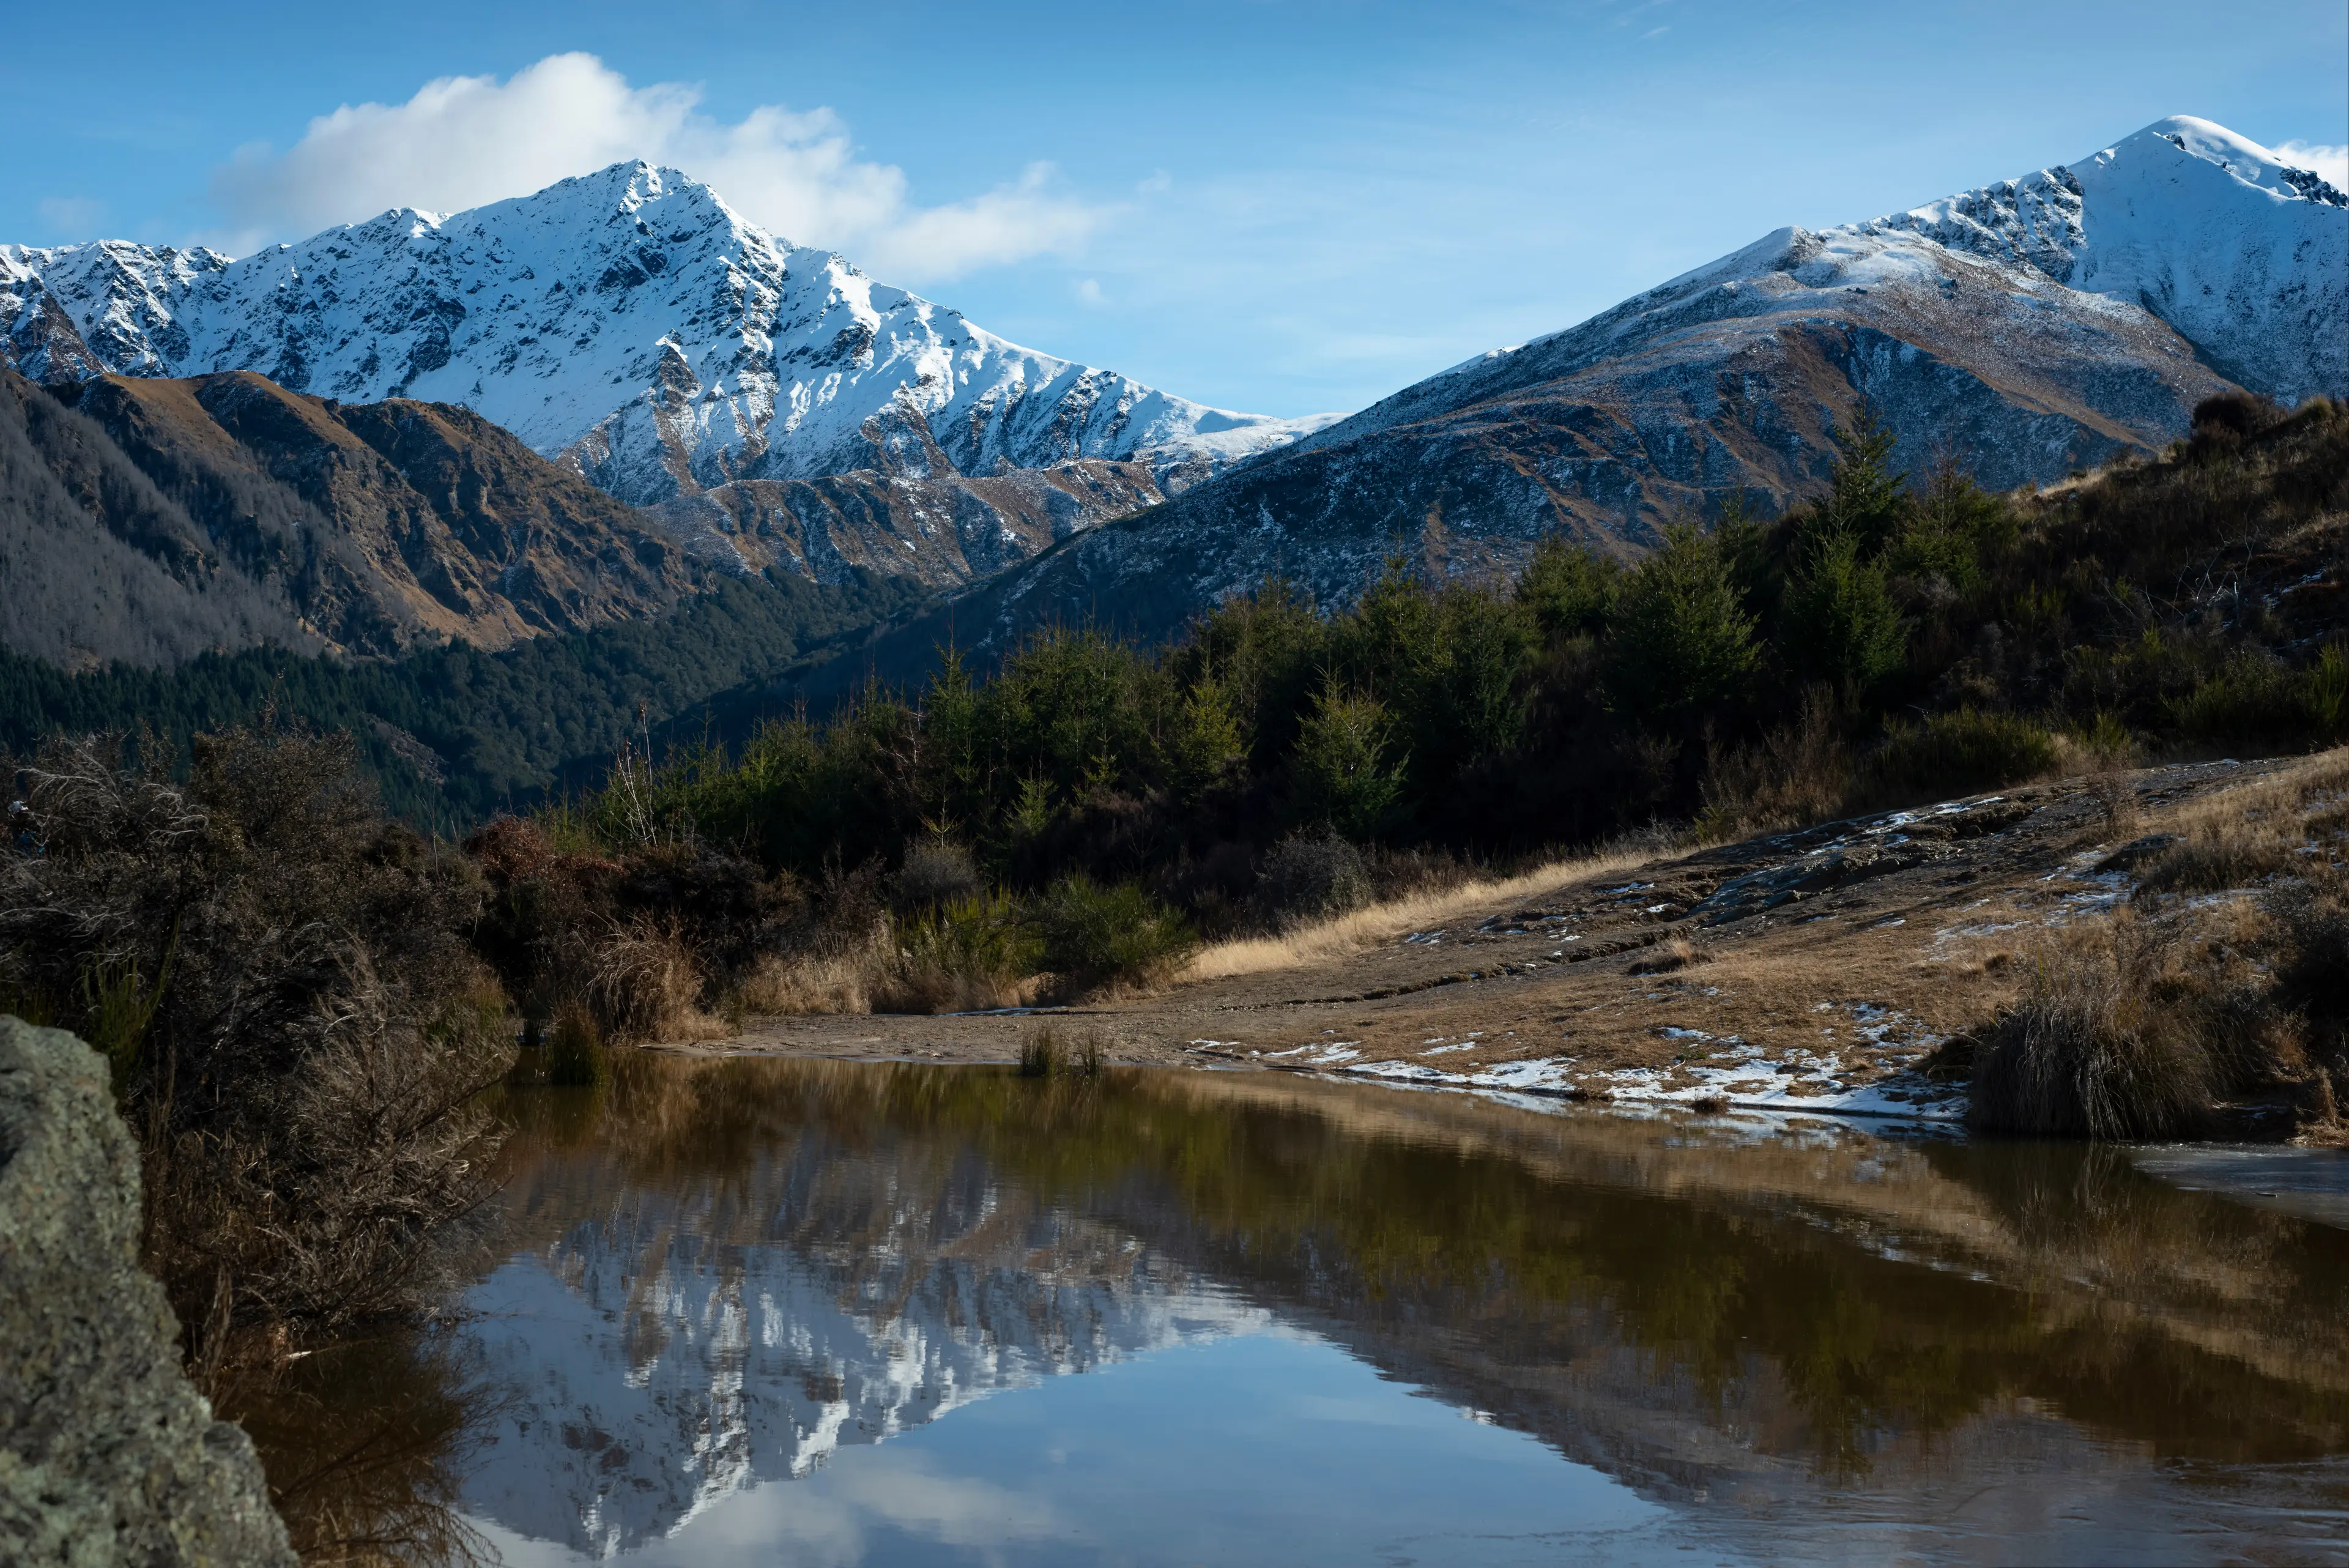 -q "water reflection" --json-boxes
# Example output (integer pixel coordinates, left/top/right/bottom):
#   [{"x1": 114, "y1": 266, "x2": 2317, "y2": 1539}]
[{"x1": 243, "y1": 1060, "x2": 2349, "y2": 1564}]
